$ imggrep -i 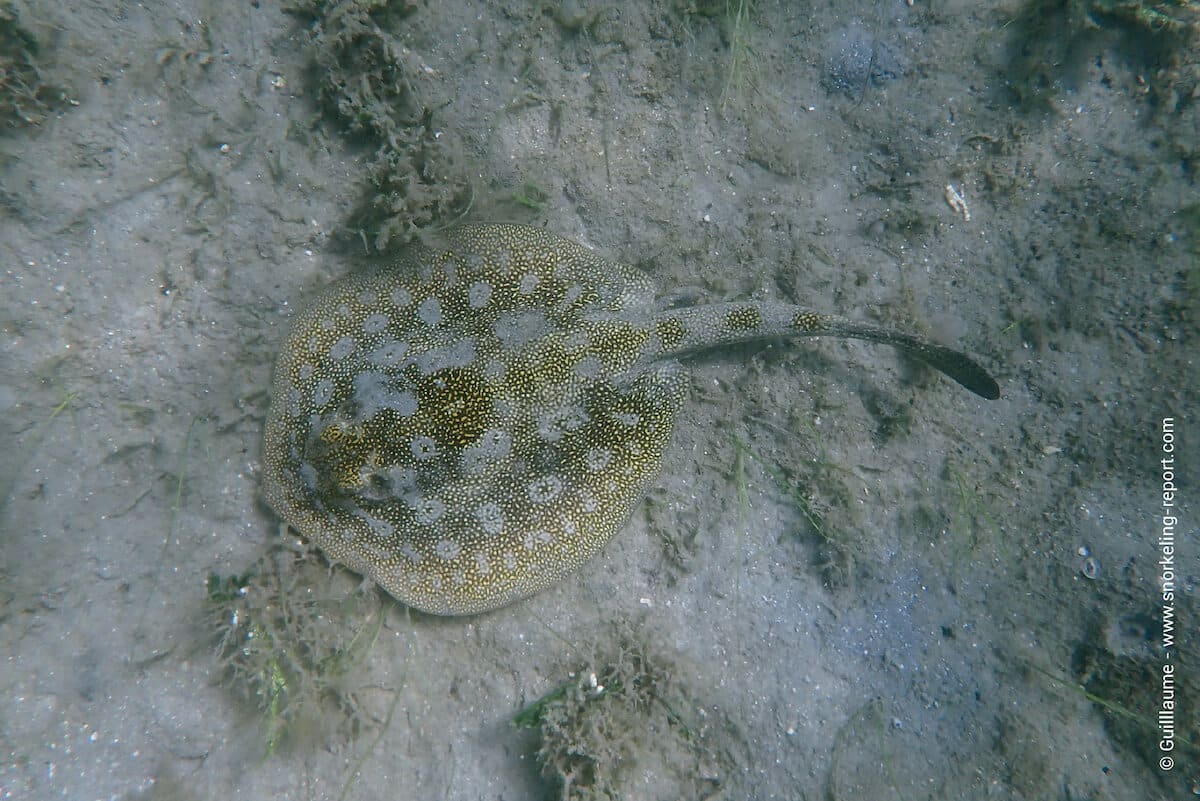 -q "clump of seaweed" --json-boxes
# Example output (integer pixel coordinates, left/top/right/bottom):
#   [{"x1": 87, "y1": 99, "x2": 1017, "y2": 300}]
[
  {"x1": 288, "y1": 0, "x2": 473, "y2": 250},
  {"x1": 1005, "y1": 0, "x2": 1199, "y2": 115},
  {"x1": 733, "y1": 418, "x2": 861, "y2": 589},
  {"x1": 677, "y1": 0, "x2": 759, "y2": 116},
  {"x1": 0, "y1": 1, "x2": 71, "y2": 129},
  {"x1": 1066, "y1": 601, "x2": 1200, "y2": 780},
  {"x1": 357, "y1": 109, "x2": 474, "y2": 251},
  {"x1": 1085, "y1": 0, "x2": 1200, "y2": 33},
  {"x1": 516, "y1": 623, "x2": 739, "y2": 801},
  {"x1": 206, "y1": 545, "x2": 384, "y2": 755}
]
